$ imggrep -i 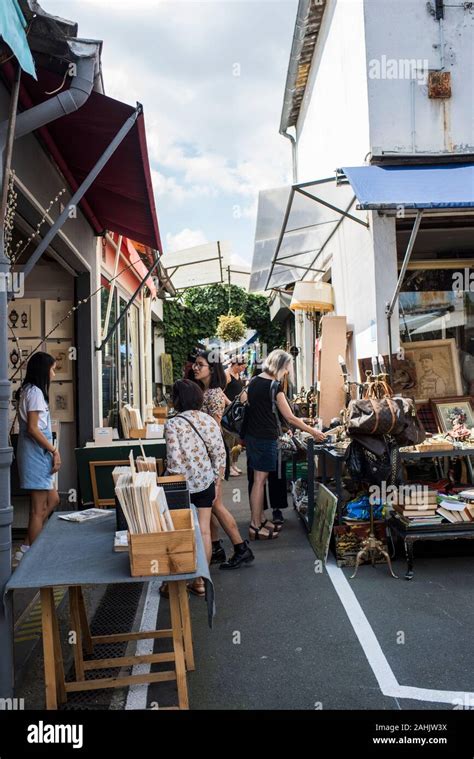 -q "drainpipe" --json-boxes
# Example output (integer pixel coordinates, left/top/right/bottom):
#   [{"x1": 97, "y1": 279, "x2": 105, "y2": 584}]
[
  {"x1": 0, "y1": 50, "x2": 98, "y2": 699},
  {"x1": 279, "y1": 0, "x2": 312, "y2": 184}
]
